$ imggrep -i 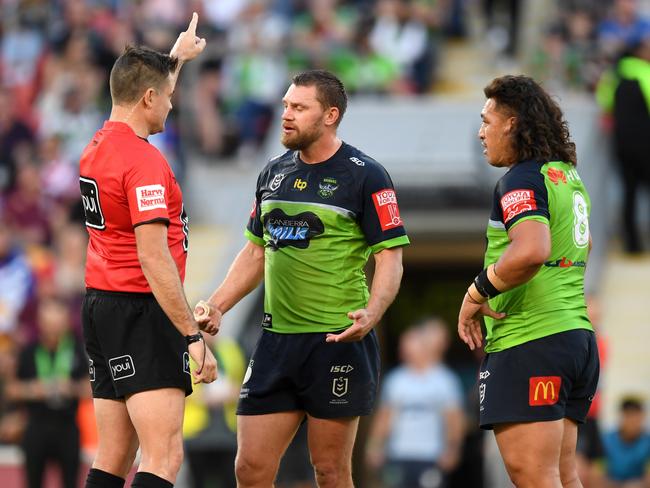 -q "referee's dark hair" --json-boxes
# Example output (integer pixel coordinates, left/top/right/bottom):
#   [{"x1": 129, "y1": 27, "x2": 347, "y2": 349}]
[
  {"x1": 292, "y1": 70, "x2": 347, "y2": 125},
  {"x1": 484, "y1": 75, "x2": 577, "y2": 166},
  {"x1": 110, "y1": 45, "x2": 179, "y2": 104}
]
